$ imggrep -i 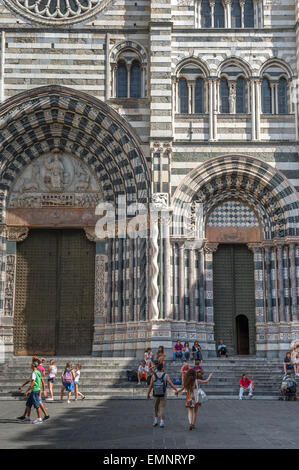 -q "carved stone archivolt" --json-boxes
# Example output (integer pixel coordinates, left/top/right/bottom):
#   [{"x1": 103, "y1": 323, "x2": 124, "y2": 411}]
[{"x1": 8, "y1": 151, "x2": 104, "y2": 209}]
